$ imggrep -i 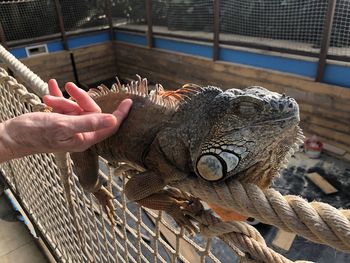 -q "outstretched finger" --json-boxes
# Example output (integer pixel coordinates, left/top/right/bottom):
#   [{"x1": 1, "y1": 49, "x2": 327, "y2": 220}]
[
  {"x1": 63, "y1": 113, "x2": 117, "y2": 134},
  {"x1": 71, "y1": 100, "x2": 132, "y2": 148},
  {"x1": 48, "y1": 79, "x2": 63, "y2": 97},
  {"x1": 65, "y1": 82, "x2": 101, "y2": 113},
  {"x1": 112, "y1": 99, "x2": 133, "y2": 130},
  {"x1": 43, "y1": 95, "x2": 83, "y2": 114}
]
